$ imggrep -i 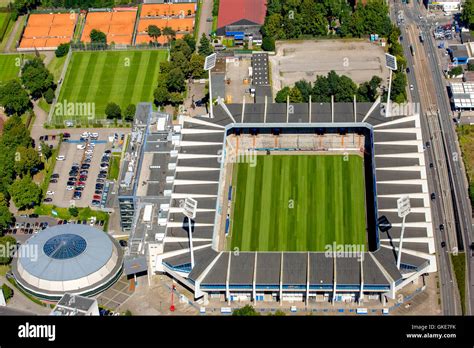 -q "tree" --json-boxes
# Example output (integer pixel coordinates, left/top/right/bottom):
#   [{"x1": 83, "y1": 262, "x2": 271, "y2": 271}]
[
  {"x1": 167, "y1": 67, "x2": 185, "y2": 92},
  {"x1": 0, "y1": 116, "x2": 33, "y2": 149},
  {"x1": 68, "y1": 206, "x2": 79, "y2": 217},
  {"x1": 172, "y1": 40, "x2": 193, "y2": 60},
  {"x1": 391, "y1": 72, "x2": 407, "y2": 103},
  {"x1": 462, "y1": 0, "x2": 474, "y2": 29},
  {"x1": 124, "y1": 104, "x2": 136, "y2": 122},
  {"x1": 14, "y1": 146, "x2": 42, "y2": 177},
  {"x1": 468, "y1": 62, "x2": 474, "y2": 71},
  {"x1": 147, "y1": 25, "x2": 161, "y2": 43},
  {"x1": 21, "y1": 58, "x2": 55, "y2": 99},
  {"x1": 105, "y1": 102, "x2": 121, "y2": 120},
  {"x1": 1, "y1": 284, "x2": 13, "y2": 301},
  {"x1": 0, "y1": 204, "x2": 13, "y2": 233},
  {"x1": 275, "y1": 86, "x2": 291, "y2": 103},
  {"x1": 294, "y1": 80, "x2": 313, "y2": 102},
  {"x1": 449, "y1": 66, "x2": 463, "y2": 77},
  {"x1": 44, "y1": 88, "x2": 55, "y2": 104},
  {"x1": 183, "y1": 34, "x2": 196, "y2": 52},
  {"x1": 198, "y1": 33, "x2": 213, "y2": 57},
  {"x1": 357, "y1": 75, "x2": 382, "y2": 102},
  {"x1": 0, "y1": 80, "x2": 32, "y2": 116},
  {"x1": 189, "y1": 53, "x2": 205, "y2": 78},
  {"x1": 8, "y1": 176, "x2": 41, "y2": 210},
  {"x1": 169, "y1": 92, "x2": 184, "y2": 105},
  {"x1": 162, "y1": 26, "x2": 176, "y2": 46},
  {"x1": 261, "y1": 36, "x2": 275, "y2": 52},
  {"x1": 41, "y1": 141, "x2": 52, "y2": 160},
  {"x1": 154, "y1": 85, "x2": 170, "y2": 105},
  {"x1": 289, "y1": 86, "x2": 303, "y2": 103},
  {"x1": 268, "y1": 309, "x2": 286, "y2": 316},
  {"x1": 232, "y1": 305, "x2": 260, "y2": 316},
  {"x1": 55, "y1": 43, "x2": 70, "y2": 58},
  {"x1": 90, "y1": 29, "x2": 107, "y2": 47}
]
